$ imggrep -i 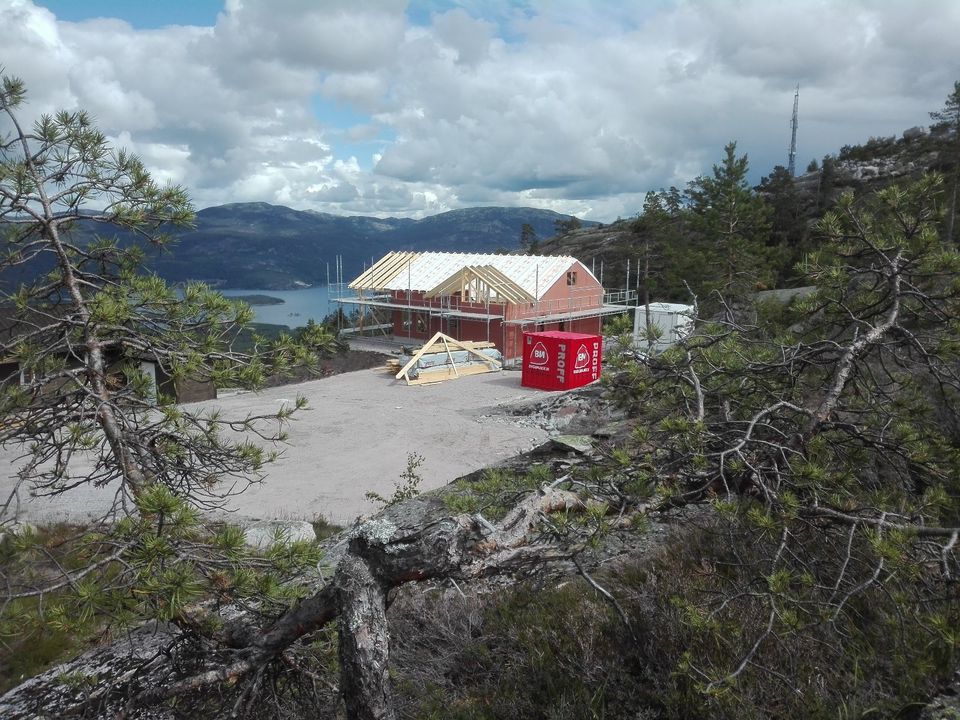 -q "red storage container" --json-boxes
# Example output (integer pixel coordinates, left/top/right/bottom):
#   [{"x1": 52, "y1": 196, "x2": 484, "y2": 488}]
[{"x1": 521, "y1": 331, "x2": 603, "y2": 391}]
